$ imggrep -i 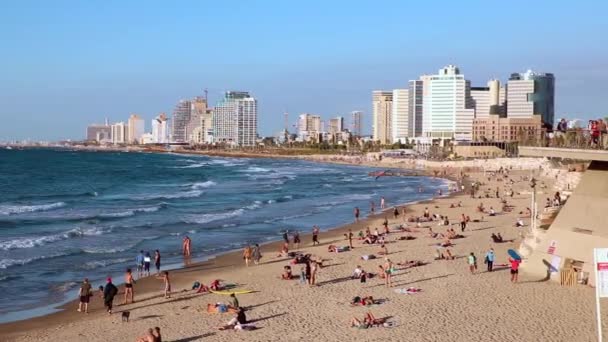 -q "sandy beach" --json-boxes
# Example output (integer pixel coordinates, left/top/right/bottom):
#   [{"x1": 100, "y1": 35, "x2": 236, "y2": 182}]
[{"x1": 0, "y1": 159, "x2": 599, "y2": 342}]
